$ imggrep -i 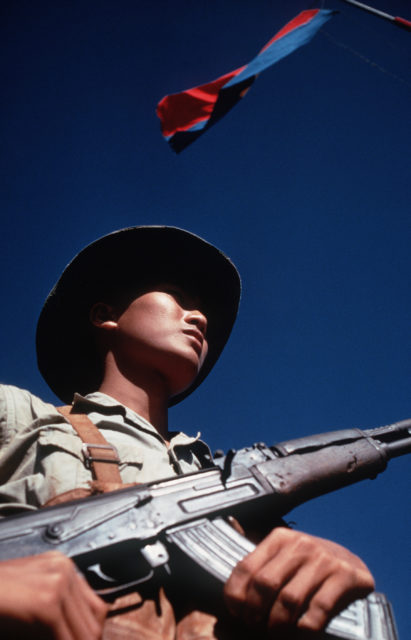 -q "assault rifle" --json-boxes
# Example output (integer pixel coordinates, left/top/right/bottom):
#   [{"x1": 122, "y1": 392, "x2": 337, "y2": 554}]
[{"x1": 0, "y1": 418, "x2": 410, "y2": 639}]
